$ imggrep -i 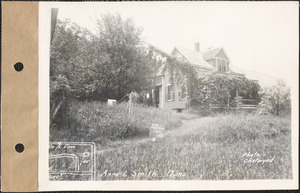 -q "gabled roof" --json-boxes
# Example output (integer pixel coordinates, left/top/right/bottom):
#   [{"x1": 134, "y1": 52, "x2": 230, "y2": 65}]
[
  {"x1": 202, "y1": 47, "x2": 222, "y2": 60},
  {"x1": 151, "y1": 44, "x2": 243, "y2": 77},
  {"x1": 155, "y1": 64, "x2": 167, "y2": 77},
  {"x1": 203, "y1": 47, "x2": 231, "y2": 62},
  {"x1": 172, "y1": 46, "x2": 214, "y2": 70}
]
